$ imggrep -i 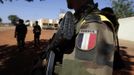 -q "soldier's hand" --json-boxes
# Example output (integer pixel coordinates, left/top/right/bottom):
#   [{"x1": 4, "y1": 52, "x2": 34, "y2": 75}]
[
  {"x1": 46, "y1": 44, "x2": 53, "y2": 51},
  {"x1": 33, "y1": 58, "x2": 44, "y2": 69},
  {"x1": 42, "y1": 59, "x2": 48, "y2": 67}
]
